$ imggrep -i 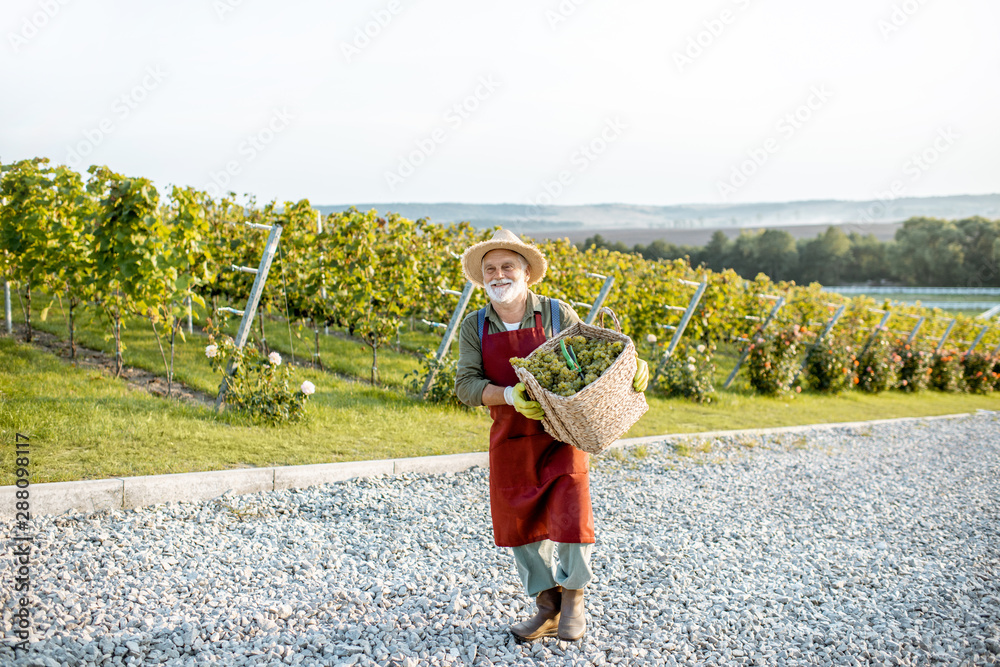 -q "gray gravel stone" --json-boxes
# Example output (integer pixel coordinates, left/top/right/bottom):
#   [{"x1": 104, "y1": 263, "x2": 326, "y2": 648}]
[{"x1": 1, "y1": 411, "x2": 998, "y2": 666}]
